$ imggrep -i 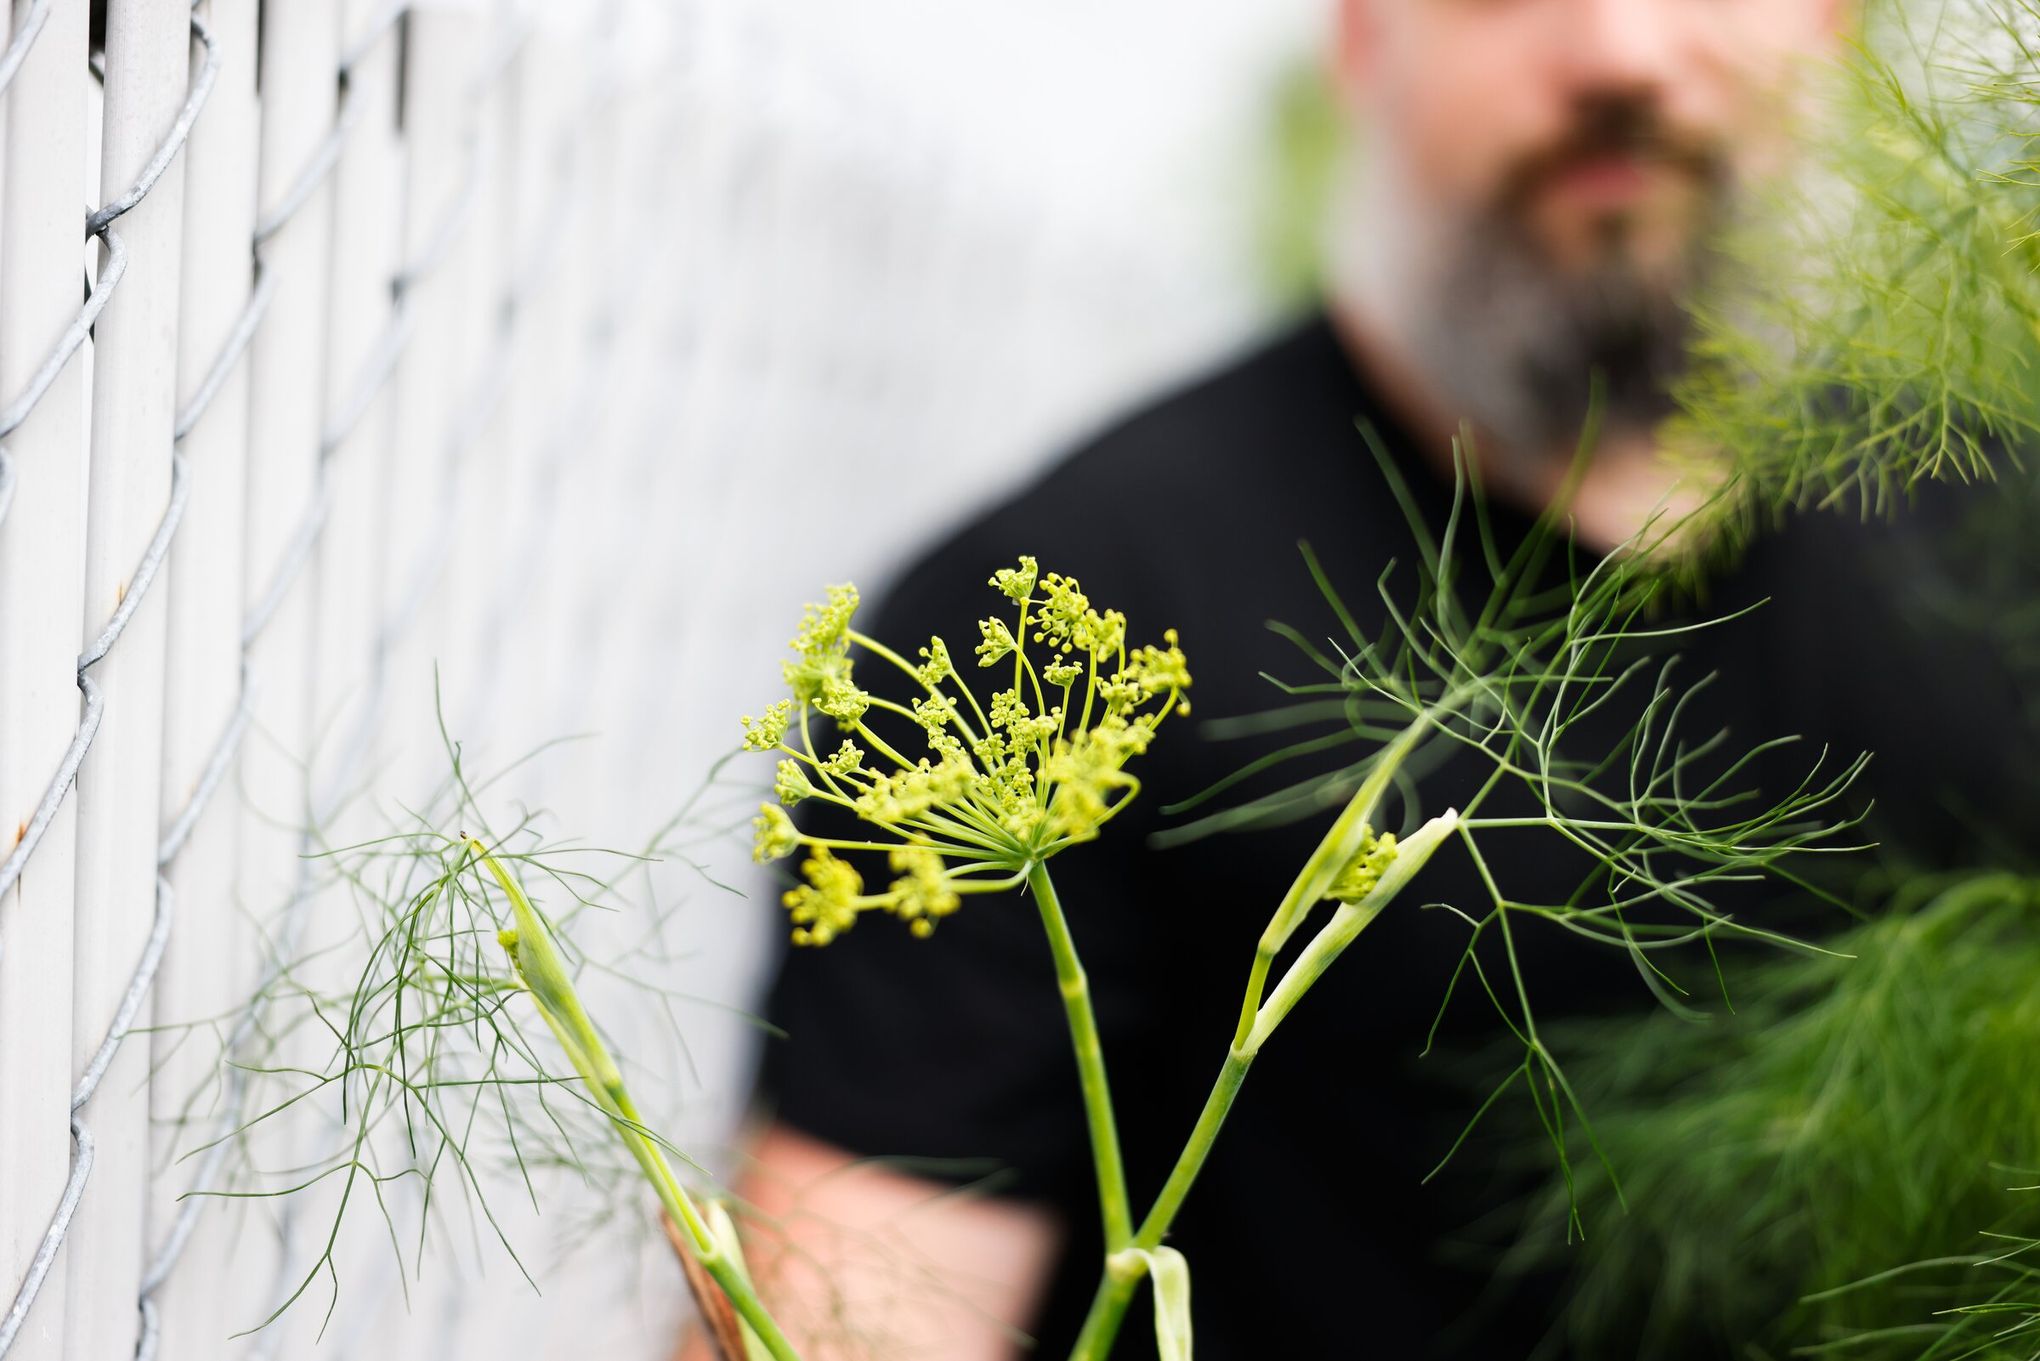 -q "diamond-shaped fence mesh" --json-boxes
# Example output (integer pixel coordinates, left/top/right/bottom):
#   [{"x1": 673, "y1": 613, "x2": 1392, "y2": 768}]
[
  {"x1": 0, "y1": 3, "x2": 703, "y2": 1355},
  {"x1": 0, "y1": 3, "x2": 1290, "y2": 1357}
]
